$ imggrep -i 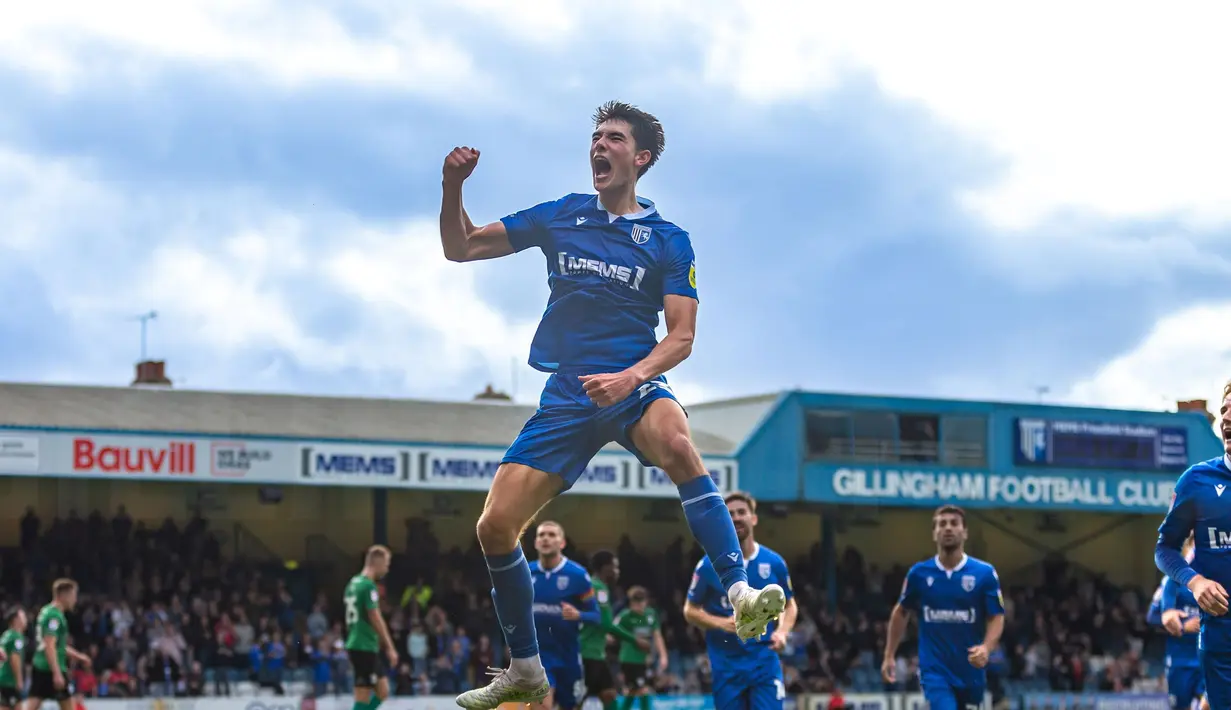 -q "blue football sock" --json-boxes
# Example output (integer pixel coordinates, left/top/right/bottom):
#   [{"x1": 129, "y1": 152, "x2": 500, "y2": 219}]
[
  {"x1": 678, "y1": 475, "x2": 748, "y2": 591},
  {"x1": 486, "y1": 547, "x2": 540, "y2": 659}
]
